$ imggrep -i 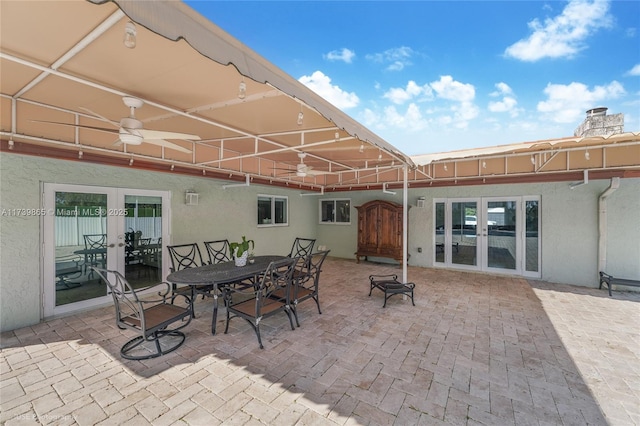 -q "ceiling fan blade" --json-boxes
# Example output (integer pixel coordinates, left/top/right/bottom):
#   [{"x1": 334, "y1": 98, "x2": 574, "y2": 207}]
[
  {"x1": 78, "y1": 107, "x2": 120, "y2": 128},
  {"x1": 32, "y1": 120, "x2": 119, "y2": 135},
  {"x1": 140, "y1": 129, "x2": 201, "y2": 141},
  {"x1": 145, "y1": 139, "x2": 192, "y2": 154},
  {"x1": 306, "y1": 170, "x2": 336, "y2": 175}
]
